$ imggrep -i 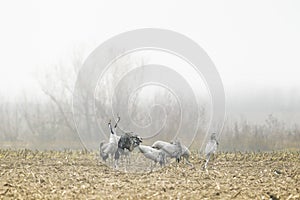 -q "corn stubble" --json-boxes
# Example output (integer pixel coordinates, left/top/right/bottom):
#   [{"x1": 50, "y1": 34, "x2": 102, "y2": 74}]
[{"x1": 0, "y1": 149, "x2": 299, "y2": 199}]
